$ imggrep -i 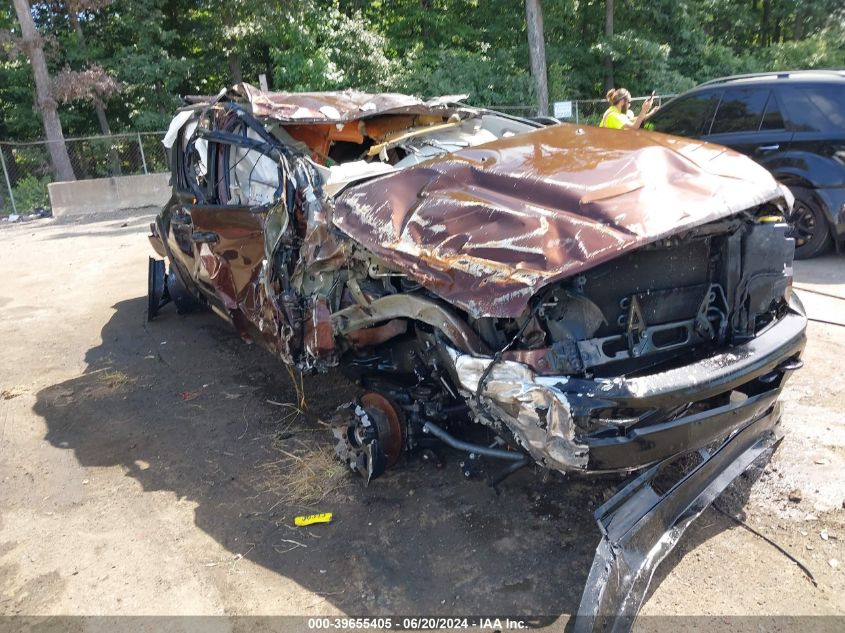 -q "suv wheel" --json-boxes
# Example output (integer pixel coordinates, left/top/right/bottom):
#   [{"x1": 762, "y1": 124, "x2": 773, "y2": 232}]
[{"x1": 787, "y1": 190, "x2": 831, "y2": 259}]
